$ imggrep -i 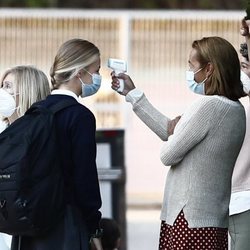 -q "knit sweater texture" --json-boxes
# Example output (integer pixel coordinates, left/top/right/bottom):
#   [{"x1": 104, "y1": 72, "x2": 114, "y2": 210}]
[{"x1": 127, "y1": 92, "x2": 246, "y2": 228}]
